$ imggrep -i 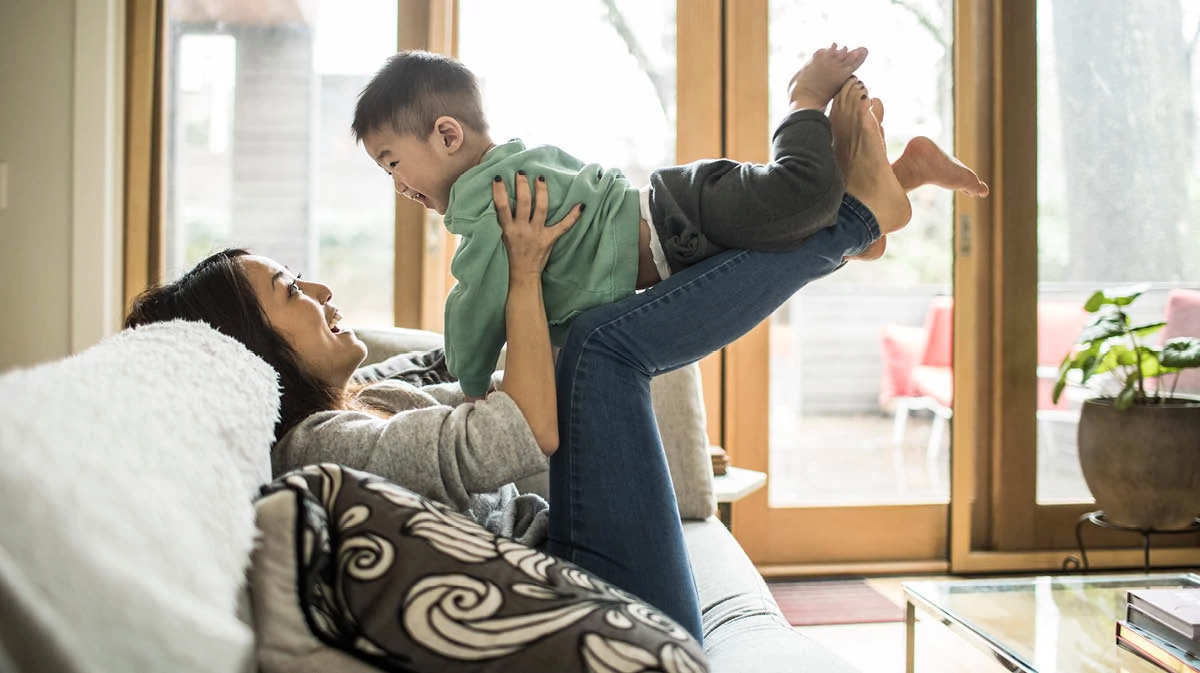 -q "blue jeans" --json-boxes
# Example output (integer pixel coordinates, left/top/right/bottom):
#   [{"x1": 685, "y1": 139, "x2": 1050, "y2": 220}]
[{"x1": 542, "y1": 195, "x2": 880, "y2": 642}]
